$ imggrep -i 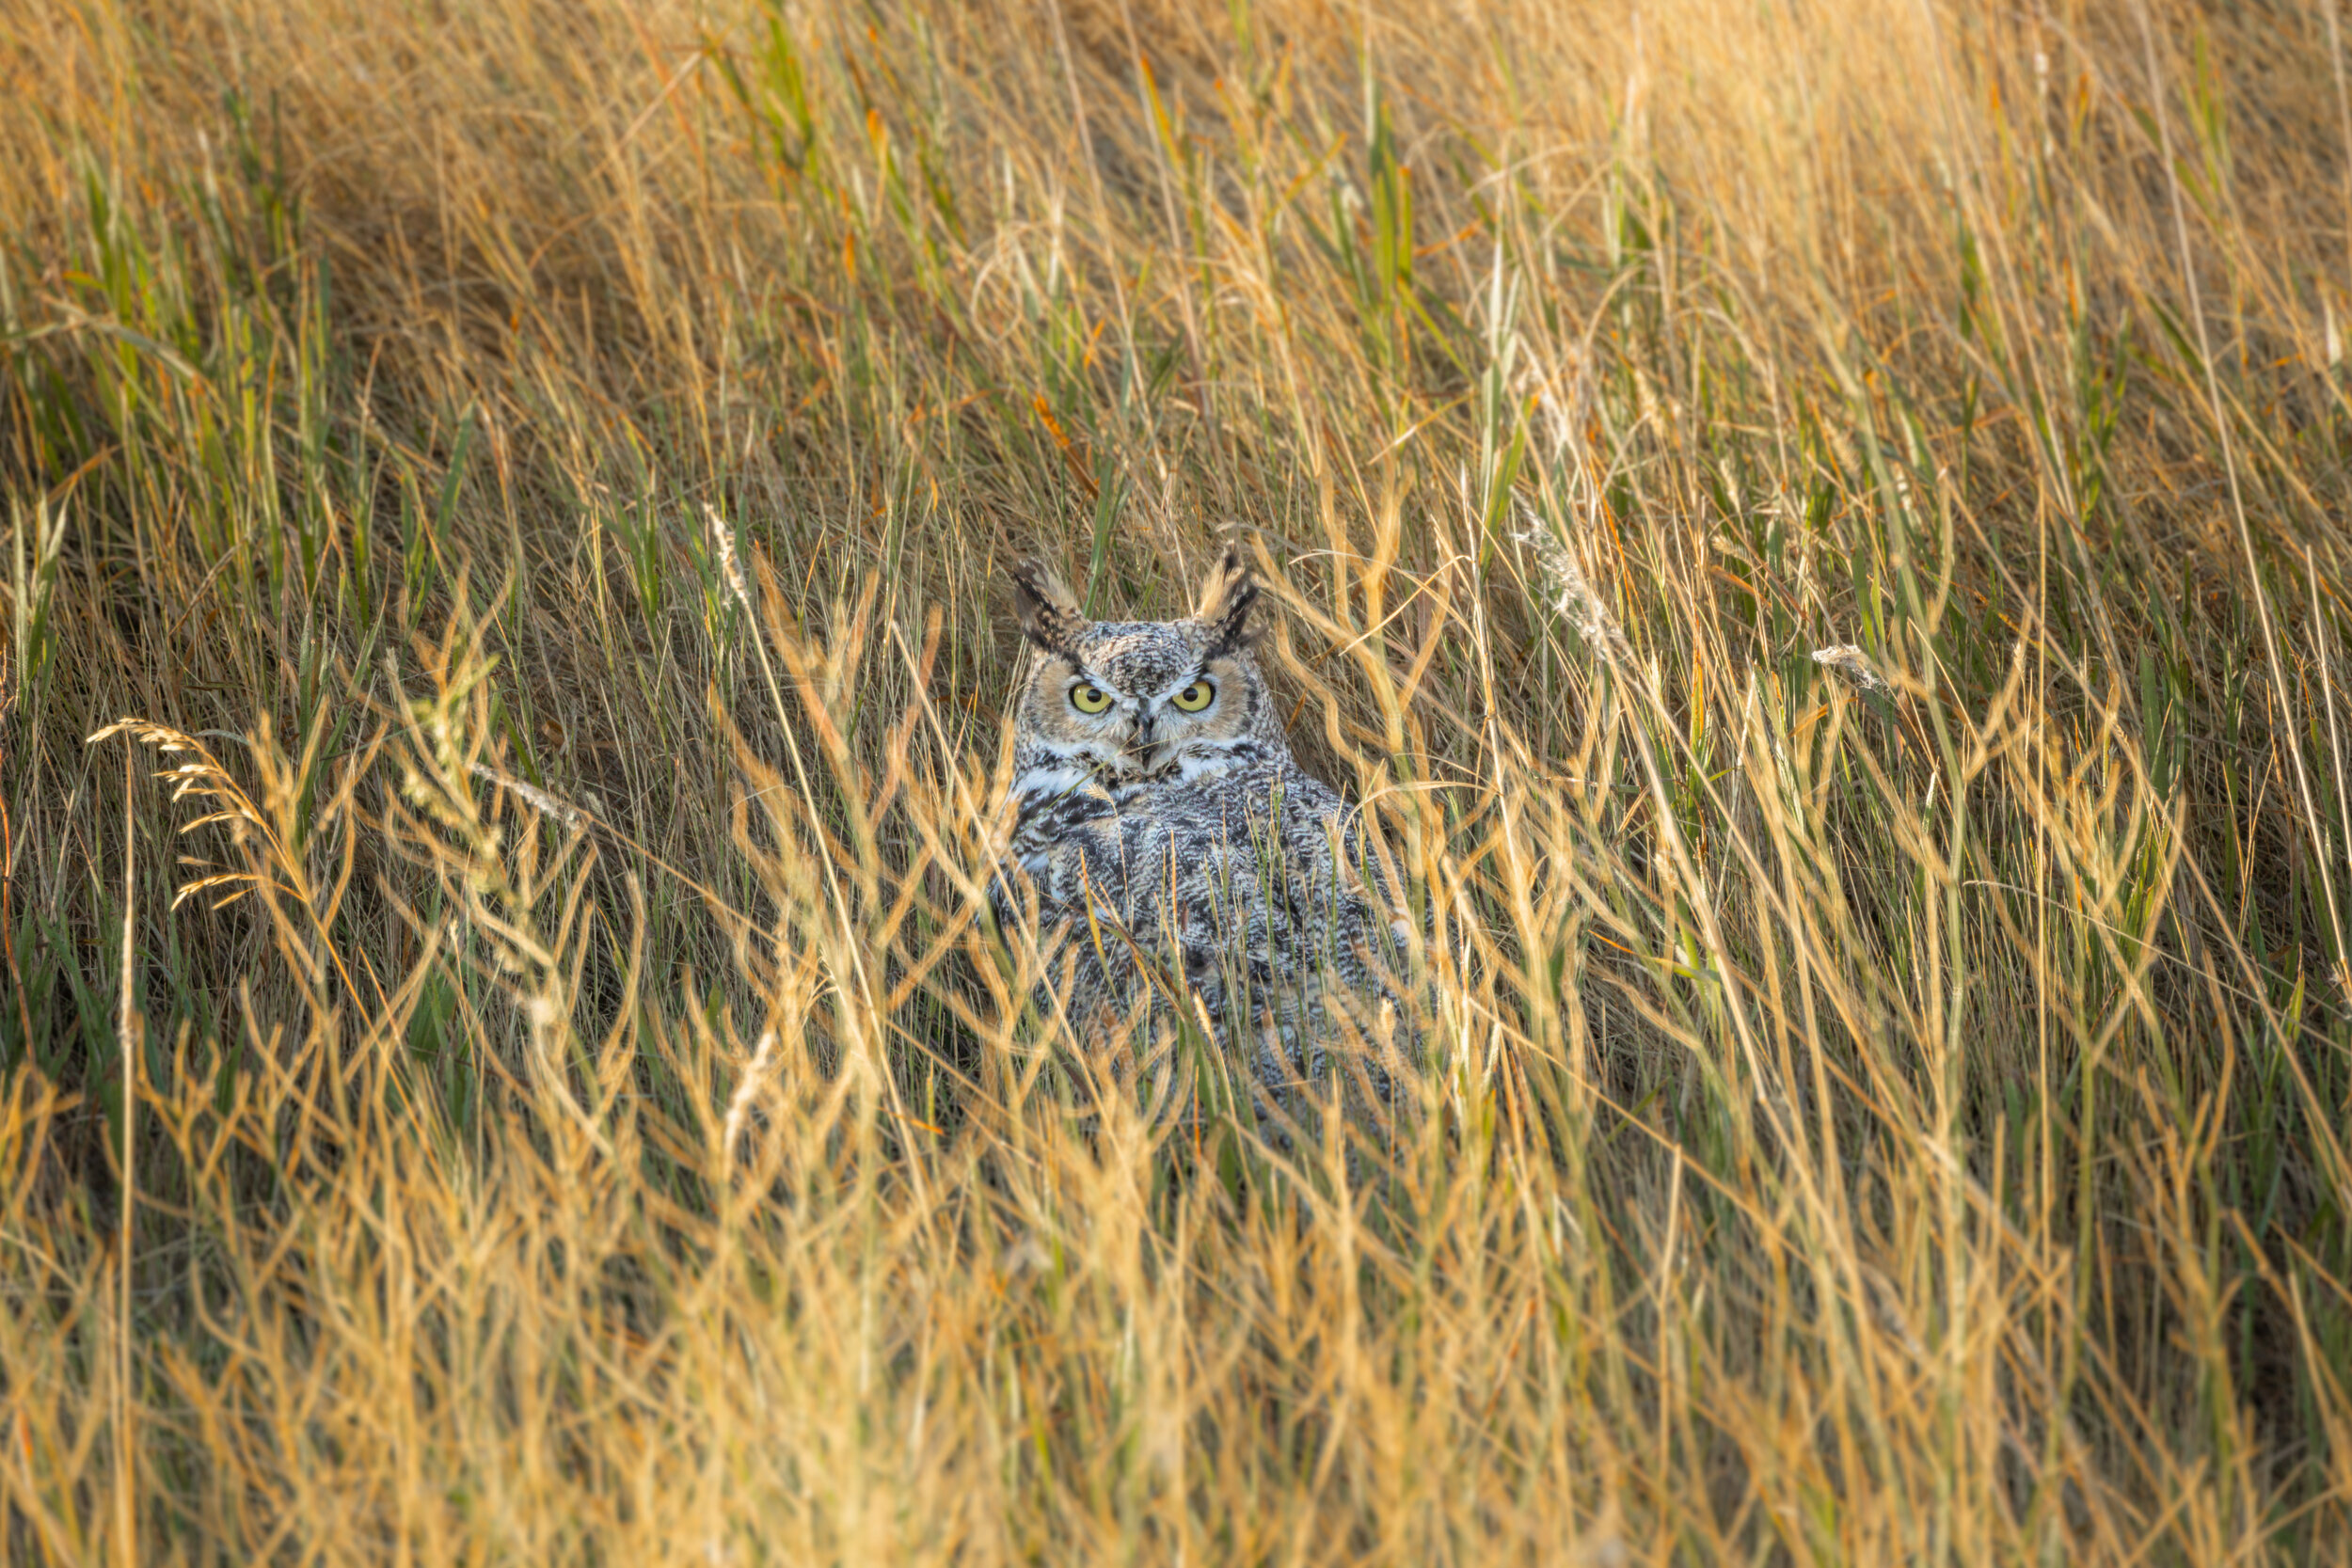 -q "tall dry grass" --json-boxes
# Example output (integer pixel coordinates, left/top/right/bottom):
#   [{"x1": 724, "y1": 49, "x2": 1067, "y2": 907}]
[{"x1": 2, "y1": 0, "x2": 2349, "y2": 1559}]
